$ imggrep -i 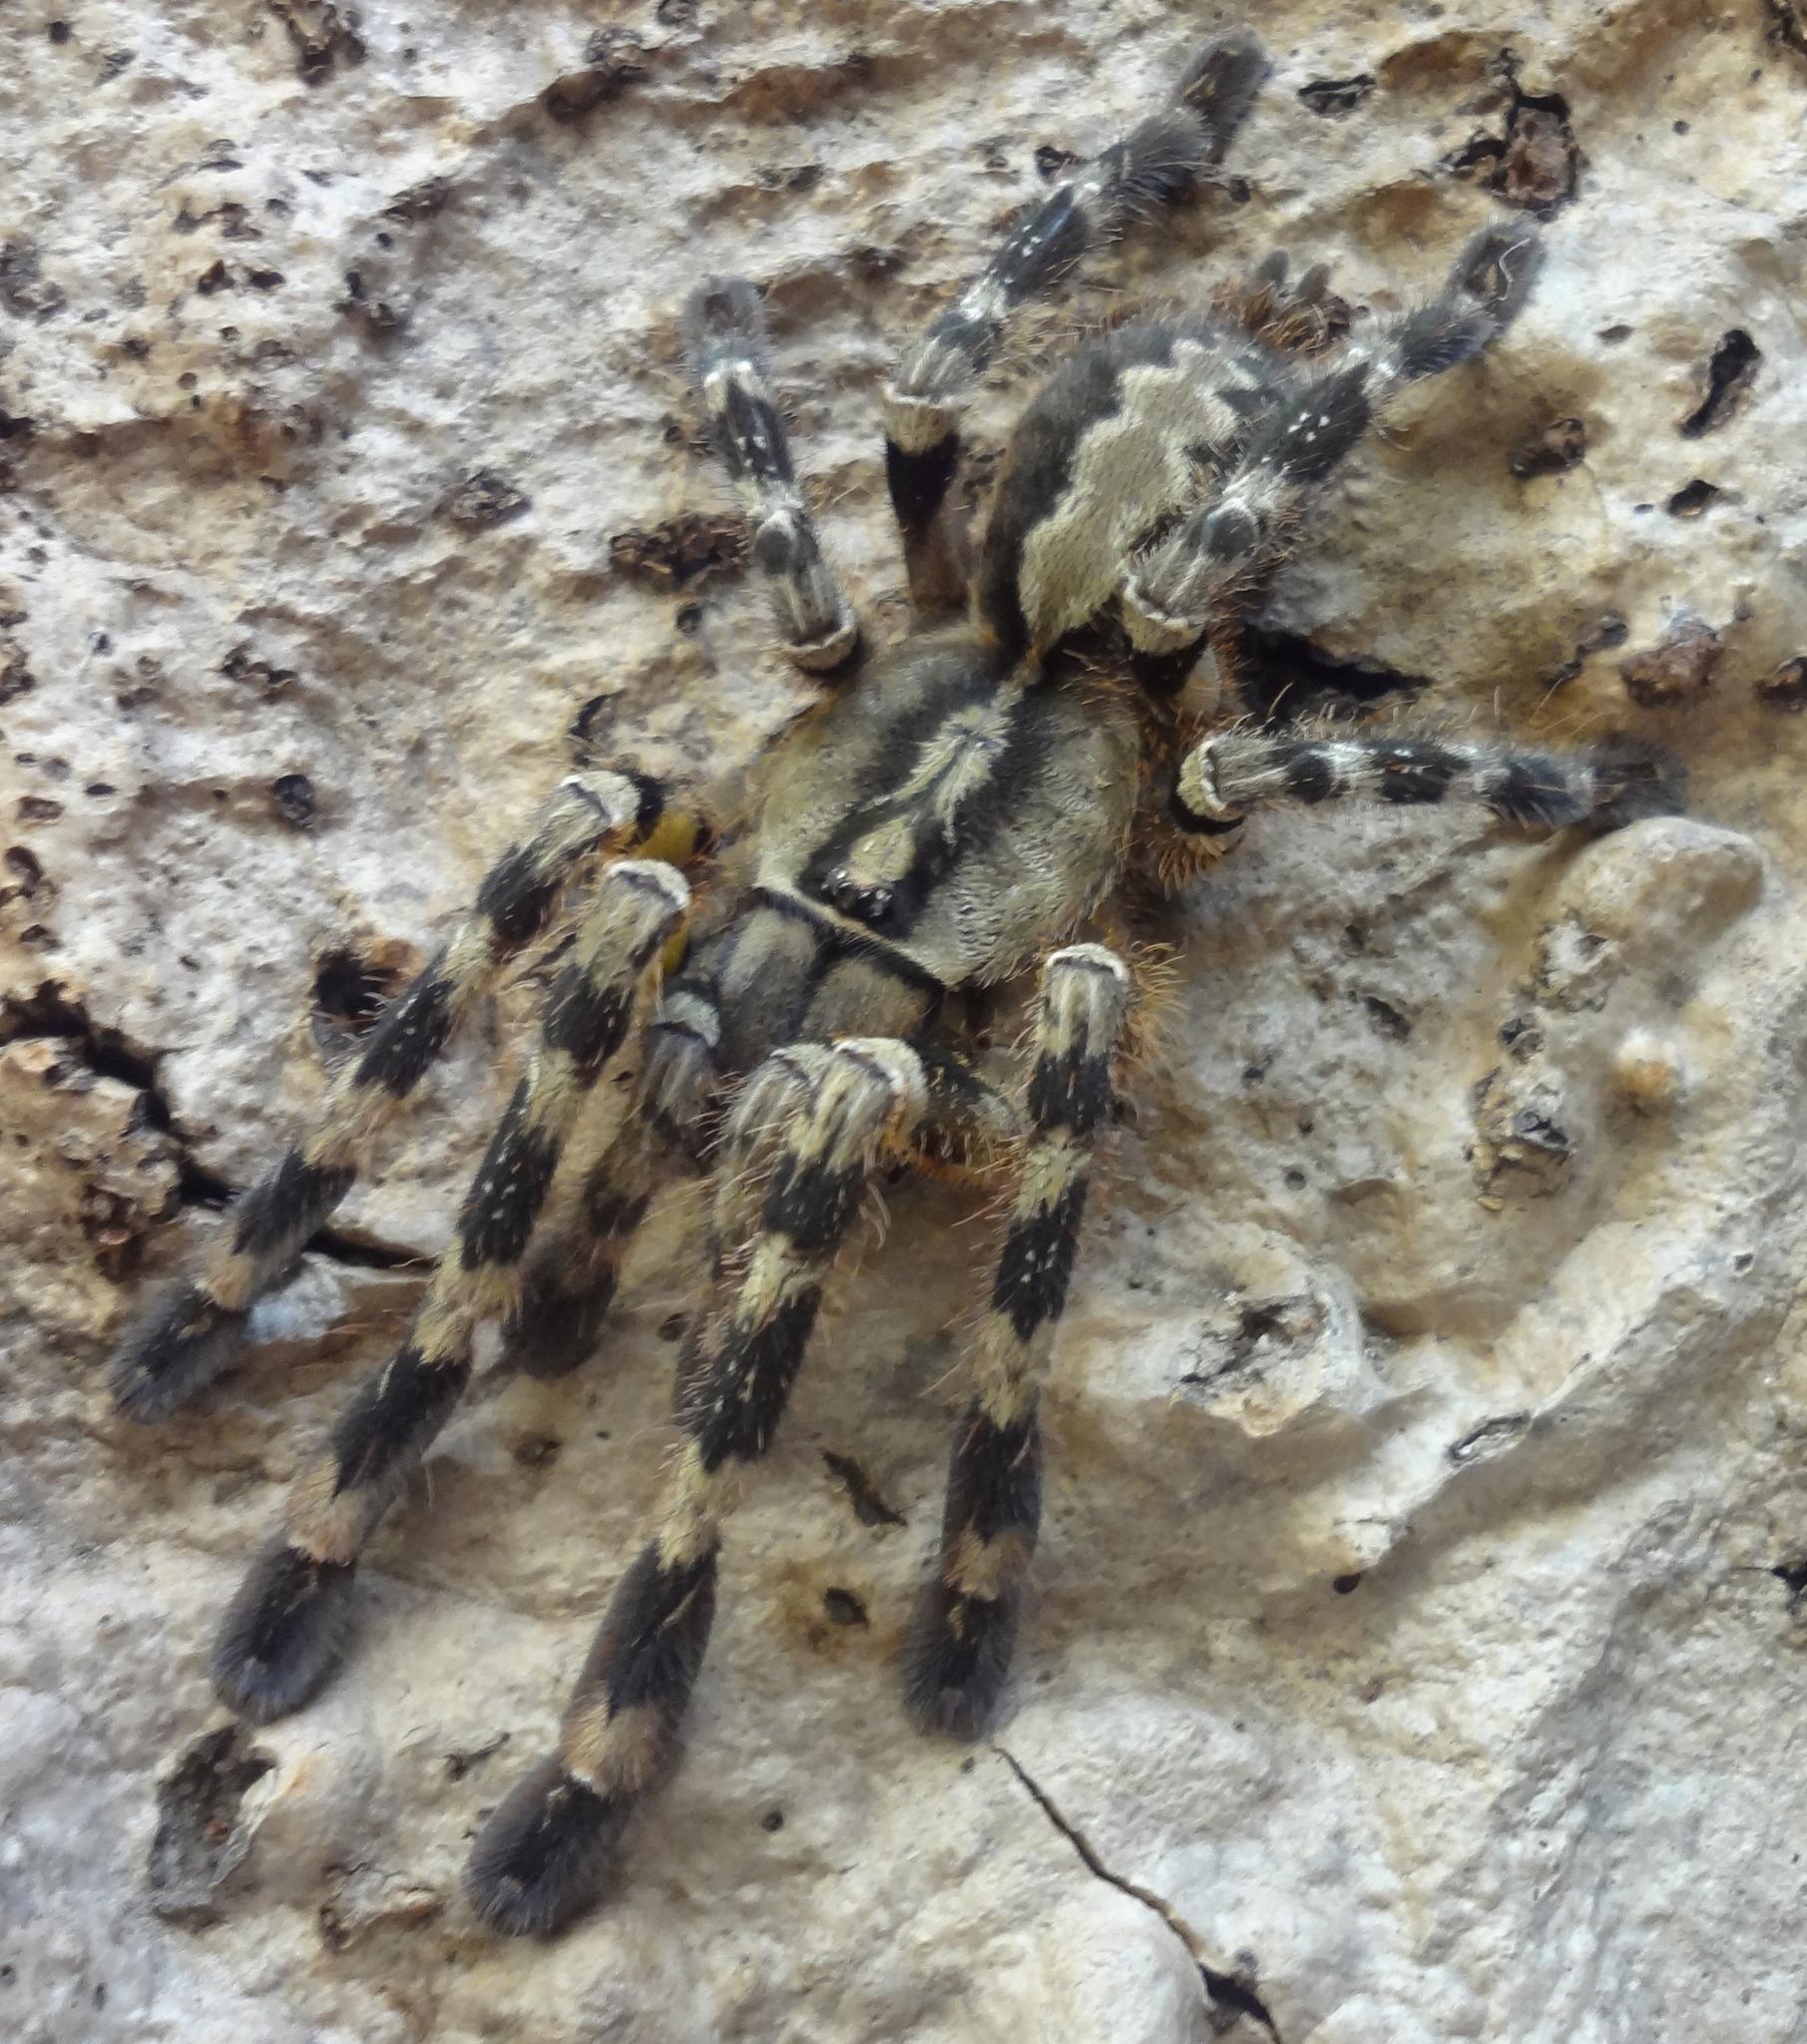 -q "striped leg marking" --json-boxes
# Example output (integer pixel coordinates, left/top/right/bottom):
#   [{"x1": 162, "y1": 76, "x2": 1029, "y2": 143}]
[
  {"x1": 885, "y1": 30, "x2": 1268, "y2": 617},
  {"x1": 1123, "y1": 224, "x2": 1546, "y2": 654},
  {"x1": 211, "y1": 861, "x2": 689, "y2": 1724},
  {"x1": 110, "y1": 769, "x2": 669, "y2": 1423},
  {"x1": 1173, "y1": 730, "x2": 1684, "y2": 835},
  {"x1": 503, "y1": 986, "x2": 724, "y2": 1380},
  {"x1": 684, "y1": 276, "x2": 859, "y2": 676},
  {"x1": 904, "y1": 944, "x2": 1131, "y2": 1738},
  {"x1": 465, "y1": 1038, "x2": 925, "y2": 1935}
]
